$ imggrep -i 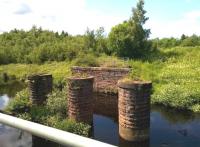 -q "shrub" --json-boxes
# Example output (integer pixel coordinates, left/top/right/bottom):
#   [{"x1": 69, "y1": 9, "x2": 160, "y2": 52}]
[
  {"x1": 6, "y1": 88, "x2": 31, "y2": 113},
  {"x1": 97, "y1": 55, "x2": 129, "y2": 68},
  {"x1": 46, "y1": 116, "x2": 90, "y2": 137},
  {"x1": 46, "y1": 89, "x2": 67, "y2": 116},
  {"x1": 152, "y1": 84, "x2": 200, "y2": 110},
  {"x1": 6, "y1": 88, "x2": 91, "y2": 137},
  {"x1": 72, "y1": 53, "x2": 99, "y2": 67}
]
